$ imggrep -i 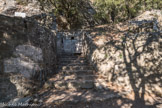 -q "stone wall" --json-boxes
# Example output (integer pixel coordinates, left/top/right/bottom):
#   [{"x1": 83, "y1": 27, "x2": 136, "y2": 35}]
[
  {"x1": 82, "y1": 19, "x2": 162, "y2": 97},
  {"x1": 0, "y1": 14, "x2": 57, "y2": 102},
  {"x1": 0, "y1": 0, "x2": 41, "y2": 16},
  {"x1": 56, "y1": 31, "x2": 84, "y2": 56}
]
